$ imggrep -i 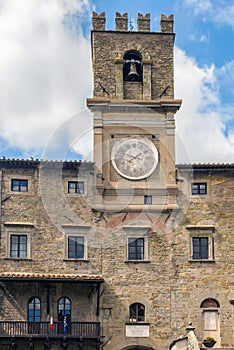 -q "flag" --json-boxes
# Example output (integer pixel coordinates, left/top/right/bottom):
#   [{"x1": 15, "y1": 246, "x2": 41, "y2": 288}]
[
  {"x1": 50, "y1": 311, "x2": 54, "y2": 330},
  {"x1": 63, "y1": 313, "x2": 67, "y2": 334}
]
